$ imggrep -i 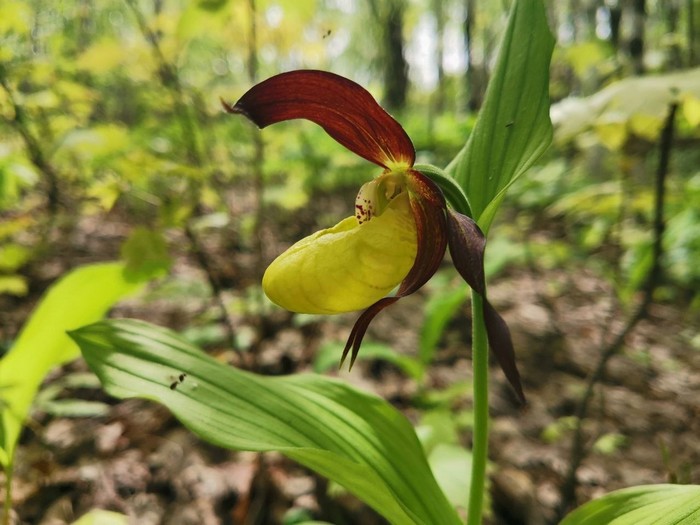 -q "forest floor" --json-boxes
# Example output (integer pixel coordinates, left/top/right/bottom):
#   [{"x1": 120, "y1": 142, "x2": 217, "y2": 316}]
[{"x1": 2, "y1": 189, "x2": 700, "y2": 525}]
